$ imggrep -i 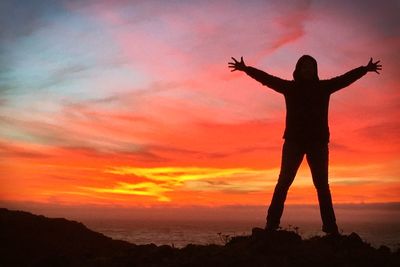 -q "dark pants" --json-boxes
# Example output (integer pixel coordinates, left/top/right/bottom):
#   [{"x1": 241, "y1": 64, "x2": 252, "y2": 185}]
[{"x1": 266, "y1": 140, "x2": 338, "y2": 233}]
